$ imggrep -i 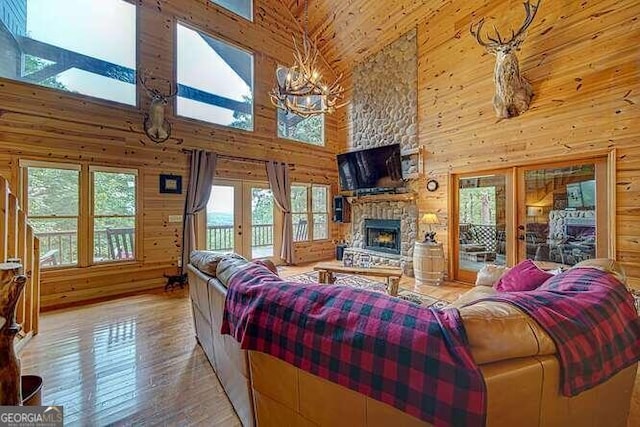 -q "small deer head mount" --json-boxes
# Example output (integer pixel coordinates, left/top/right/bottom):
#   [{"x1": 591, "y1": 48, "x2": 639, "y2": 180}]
[
  {"x1": 139, "y1": 71, "x2": 177, "y2": 143},
  {"x1": 470, "y1": 1, "x2": 540, "y2": 119}
]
